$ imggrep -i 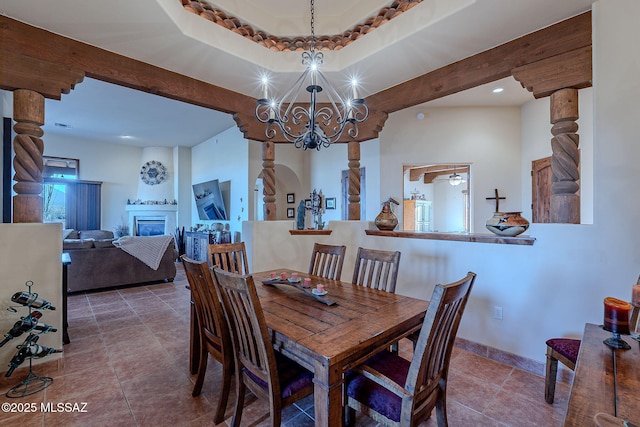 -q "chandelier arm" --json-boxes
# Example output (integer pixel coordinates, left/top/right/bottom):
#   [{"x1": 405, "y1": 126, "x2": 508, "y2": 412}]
[
  {"x1": 253, "y1": 0, "x2": 368, "y2": 150},
  {"x1": 277, "y1": 68, "x2": 312, "y2": 123}
]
